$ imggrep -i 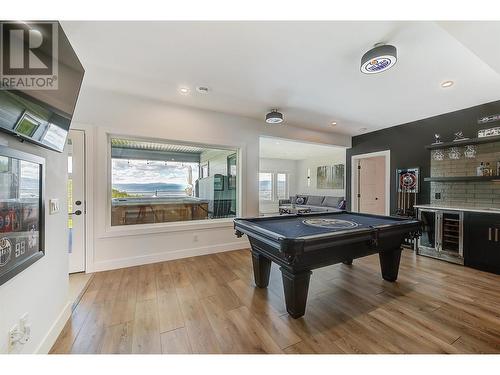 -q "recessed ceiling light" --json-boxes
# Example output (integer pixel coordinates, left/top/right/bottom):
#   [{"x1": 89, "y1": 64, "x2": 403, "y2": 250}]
[
  {"x1": 196, "y1": 86, "x2": 210, "y2": 94},
  {"x1": 441, "y1": 80, "x2": 454, "y2": 88},
  {"x1": 179, "y1": 87, "x2": 190, "y2": 95},
  {"x1": 330, "y1": 121, "x2": 337, "y2": 126},
  {"x1": 358, "y1": 127, "x2": 368, "y2": 133}
]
